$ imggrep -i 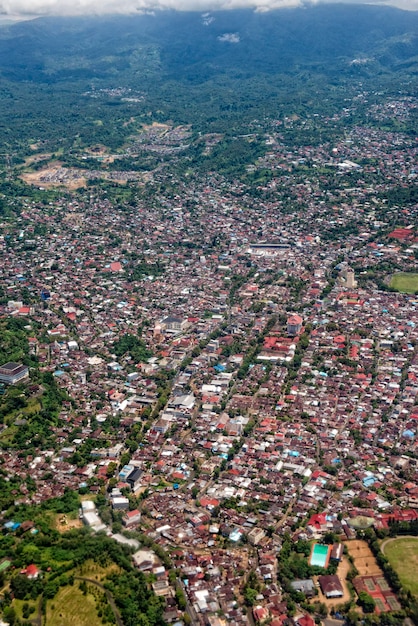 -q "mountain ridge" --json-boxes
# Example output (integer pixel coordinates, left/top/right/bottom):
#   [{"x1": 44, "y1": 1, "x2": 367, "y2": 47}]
[{"x1": 0, "y1": 5, "x2": 417, "y2": 84}]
